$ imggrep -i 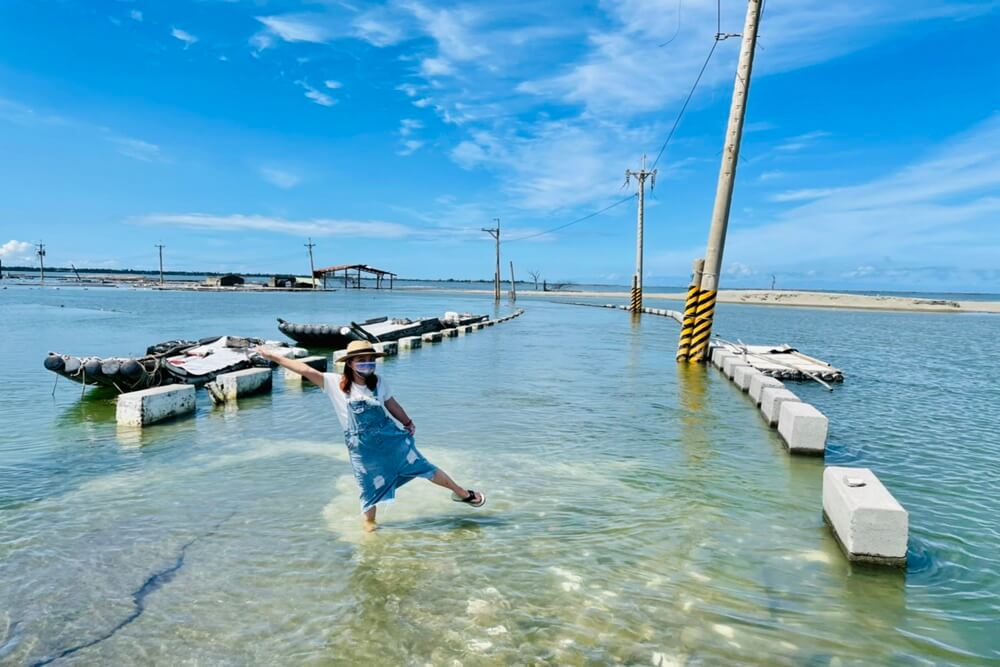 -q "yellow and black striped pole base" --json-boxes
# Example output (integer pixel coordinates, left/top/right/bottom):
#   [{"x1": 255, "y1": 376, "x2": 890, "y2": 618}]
[
  {"x1": 675, "y1": 284, "x2": 700, "y2": 360},
  {"x1": 629, "y1": 282, "x2": 642, "y2": 313},
  {"x1": 686, "y1": 289, "x2": 717, "y2": 362}
]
